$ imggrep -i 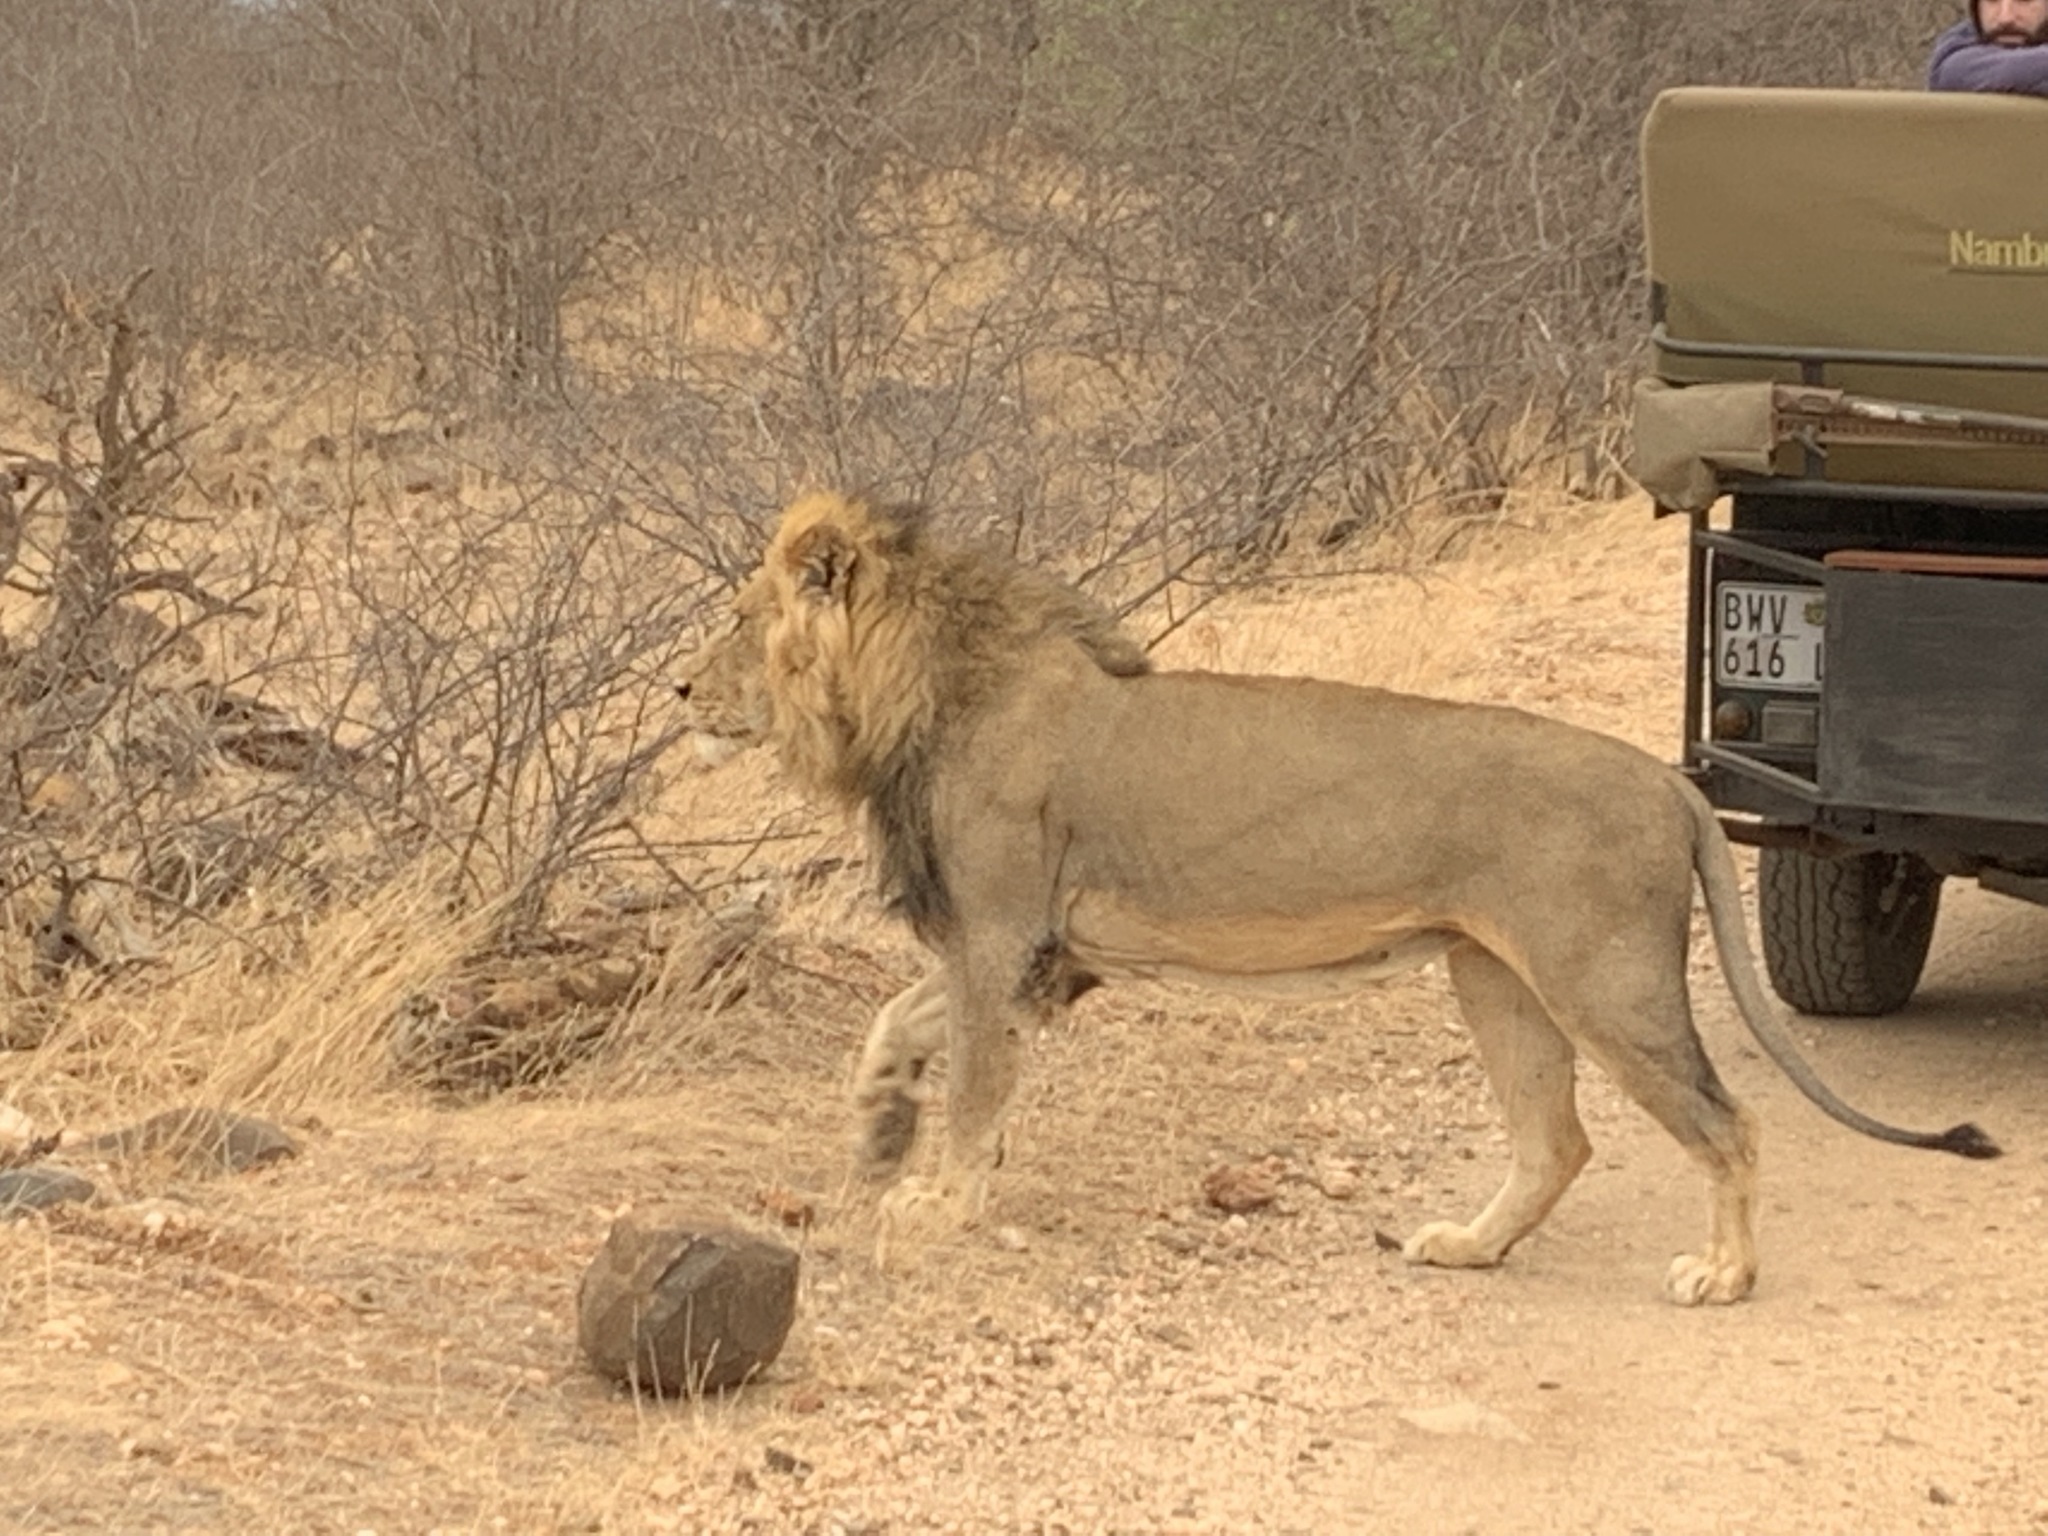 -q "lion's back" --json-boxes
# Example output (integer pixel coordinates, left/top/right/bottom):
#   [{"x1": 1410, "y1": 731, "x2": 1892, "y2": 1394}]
[{"x1": 978, "y1": 665, "x2": 1695, "y2": 907}]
